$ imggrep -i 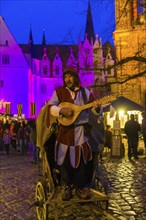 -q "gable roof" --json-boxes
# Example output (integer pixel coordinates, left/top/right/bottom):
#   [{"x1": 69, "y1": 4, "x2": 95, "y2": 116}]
[{"x1": 20, "y1": 44, "x2": 79, "y2": 67}]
